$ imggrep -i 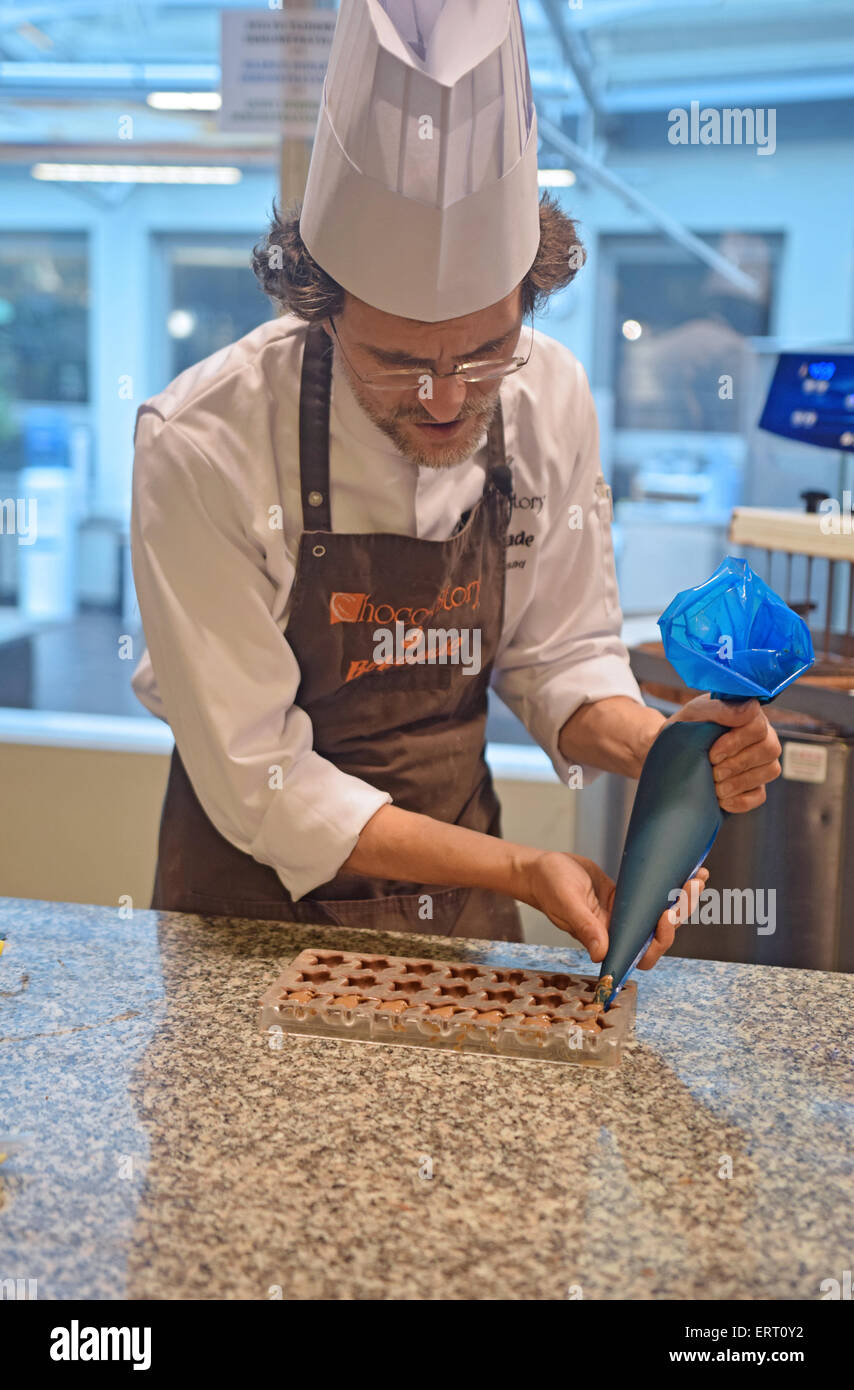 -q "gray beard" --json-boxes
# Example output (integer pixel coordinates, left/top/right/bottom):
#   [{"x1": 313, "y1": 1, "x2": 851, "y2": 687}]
[{"x1": 339, "y1": 355, "x2": 500, "y2": 469}]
